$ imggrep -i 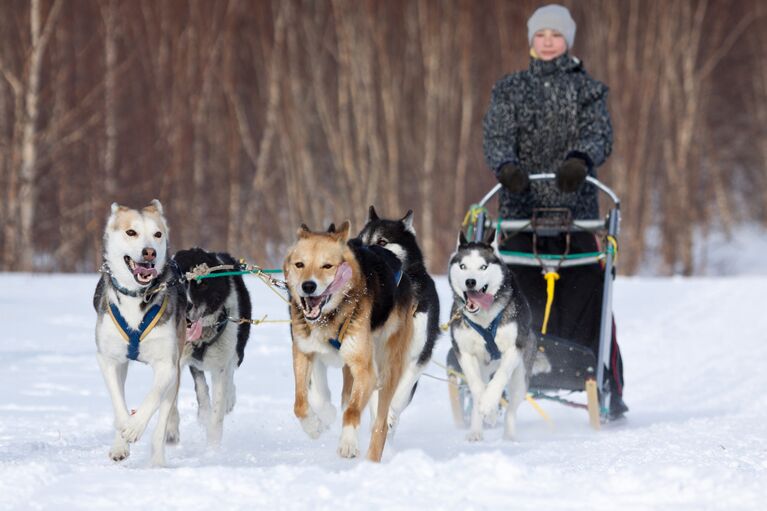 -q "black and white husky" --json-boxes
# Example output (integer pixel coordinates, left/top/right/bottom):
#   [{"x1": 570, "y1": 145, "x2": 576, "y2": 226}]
[
  {"x1": 171, "y1": 248, "x2": 252, "y2": 447},
  {"x1": 448, "y1": 231, "x2": 537, "y2": 442},
  {"x1": 93, "y1": 200, "x2": 186, "y2": 466},
  {"x1": 357, "y1": 206, "x2": 440, "y2": 434}
]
